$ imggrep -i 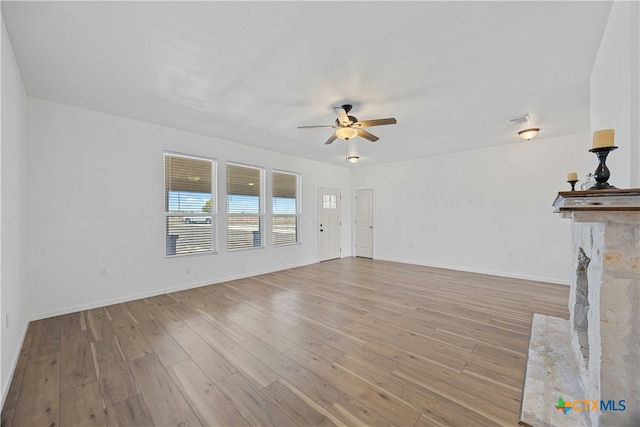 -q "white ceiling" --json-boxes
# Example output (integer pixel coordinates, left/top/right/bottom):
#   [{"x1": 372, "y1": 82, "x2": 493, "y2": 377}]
[{"x1": 2, "y1": 1, "x2": 612, "y2": 167}]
